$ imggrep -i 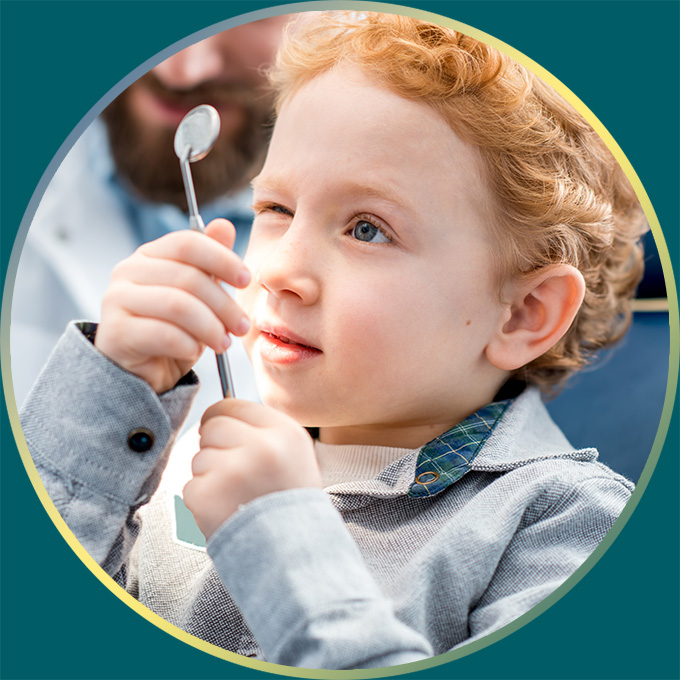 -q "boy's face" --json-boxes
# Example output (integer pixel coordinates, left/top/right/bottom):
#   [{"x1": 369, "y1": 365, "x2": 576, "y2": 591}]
[{"x1": 238, "y1": 65, "x2": 510, "y2": 447}]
